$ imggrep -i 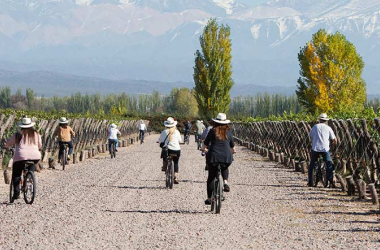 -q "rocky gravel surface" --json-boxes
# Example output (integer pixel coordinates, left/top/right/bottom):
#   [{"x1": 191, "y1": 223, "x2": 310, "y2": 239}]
[{"x1": 0, "y1": 134, "x2": 379, "y2": 249}]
